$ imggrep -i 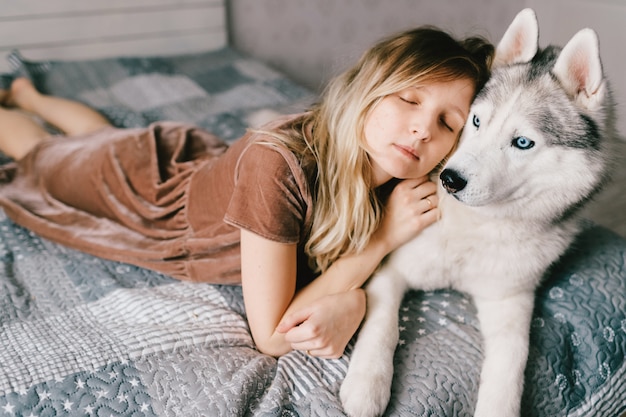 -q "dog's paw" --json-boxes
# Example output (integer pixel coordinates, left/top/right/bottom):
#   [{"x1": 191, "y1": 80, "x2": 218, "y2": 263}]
[{"x1": 340, "y1": 369, "x2": 392, "y2": 417}]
